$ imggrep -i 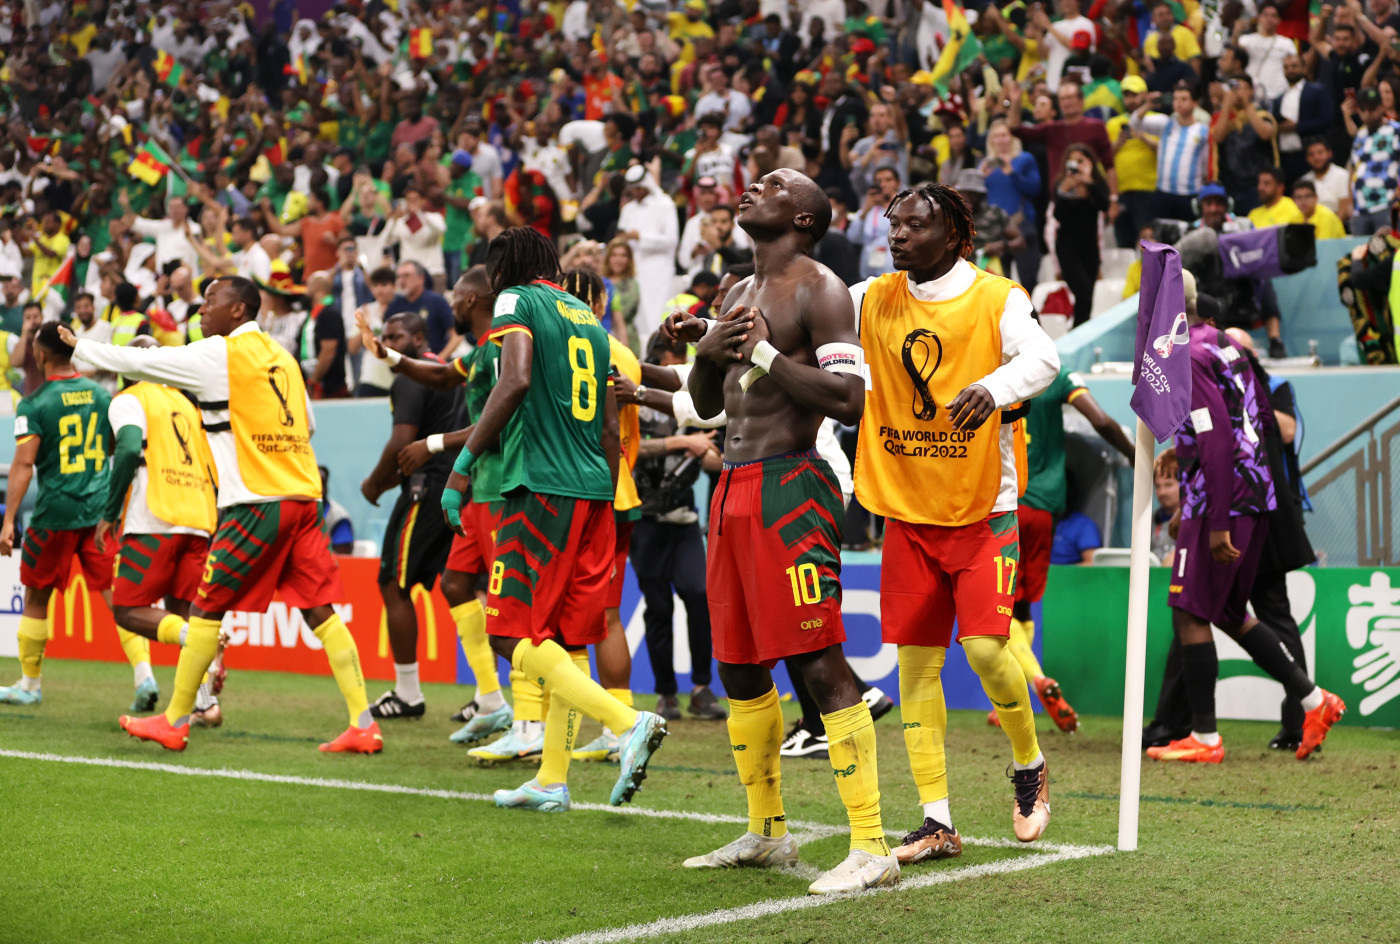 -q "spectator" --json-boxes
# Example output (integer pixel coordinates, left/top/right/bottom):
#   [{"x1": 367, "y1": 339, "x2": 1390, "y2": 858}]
[
  {"x1": 982, "y1": 118, "x2": 1044, "y2": 285},
  {"x1": 601, "y1": 238, "x2": 641, "y2": 353},
  {"x1": 1212, "y1": 75, "x2": 1279, "y2": 216},
  {"x1": 1107, "y1": 77, "x2": 1158, "y2": 250},
  {"x1": 1298, "y1": 137, "x2": 1353, "y2": 220},
  {"x1": 817, "y1": 72, "x2": 869, "y2": 207},
  {"x1": 1142, "y1": 33, "x2": 1199, "y2": 98},
  {"x1": 1344, "y1": 88, "x2": 1400, "y2": 235},
  {"x1": 264, "y1": 188, "x2": 345, "y2": 280},
  {"x1": 1053, "y1": 144, "x2": 1111, "y2": 327},
  {"x1": 0, "y1": 273, "x2": 25, "y2": 334},
  {"x1": 1132, "y1": 81, "x2": 1211, "y2": 221},
  {"x1": 69, "y1": 292, "x2": 116, "y2": 394},
  {"x1": 25, "y1": 211, "x2": 72, "y2": 297},
  {"x1": 937, "y1": 123, "x2": 976, "y2": 184},
  {"x1": 1272, "y1": 54, "x2": 1333, "y2": 184},
  {"x1": 1291, "y1": 181, "x2": 1347, "y2": 239},
  {"x1": 120, "y1": 194, "x2": 201, "y2": 276},
  {"x1": 849, "y1": 165, "x2": 903, "y2": 279},
  {"x1": 815, "y1": 187, "x2": 863, "y2": 287},
  {"x1": 300, "y1": 271, "x2": 349, "y2": 399},
  {"x1": 383, "y1": 188, "x2": 447, "y2": 291},
  {"x1": 1152, "y1": 448, "x2": 1180, "y2": 567},
  {"x1": 1005, "y1": 78, "x2": 1112, "y2": 194},
  {"x1": 616, "y1": 164, "x2": 679, "y2": 343},
  {"x1": 442, "y1": 151, "x2": 484, "y2": 289},
  {"x1": 1051, "y1": 509, "x2": 1103, "y2": 563},
  {"x1": 352, "y1": 266, "x2": 399, "y2": 398},
  {"x1": 1239, "y1": 3, "x2": 1297, "y2": 101},
  {"x1": 459, "y1": 119, "x2": 503, "y2": 200},
  {"x1": 847, "y1": 103, "x2": 910, "y2": 195},
  {"x1": 678, "y1": 176, "x2": 752, "y2": 275},
  {"x1": 1034, "y1": 0, "x2": 1097, "y2": 89},
  {"x1": 691, "y1": 205, "x2": 752, "y2": 278},
  {"x1": 1143, "y1": 0, "x2": 1203, "y2": 71},
  {"x1": 1247, "y1": 166, "x2": 1304, "y2": 228},
  {"x1": 694, "y1": 63, "x2": 752, "y2": 132},
  {"x1": 384, "y1": 261, "x2": 455, "y2": 356}
]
